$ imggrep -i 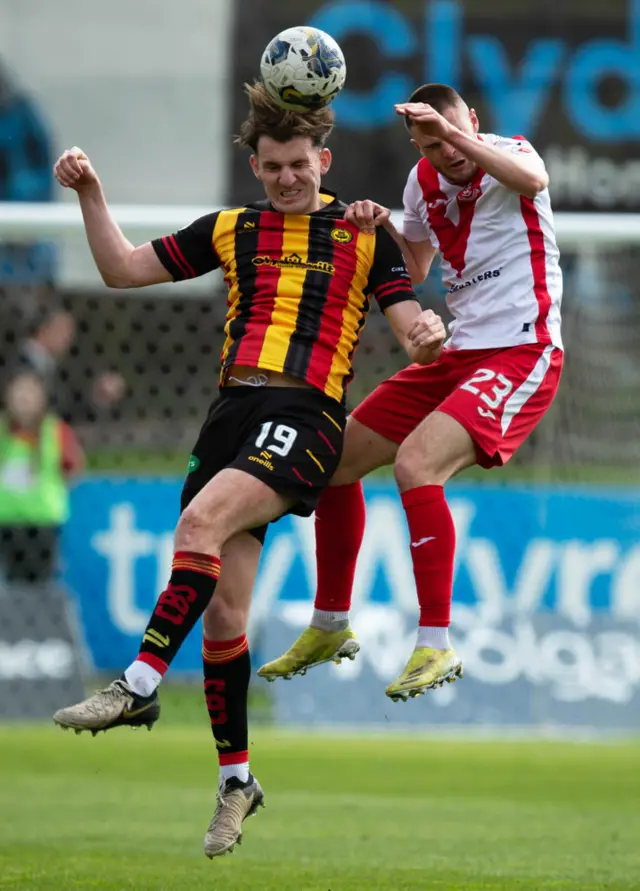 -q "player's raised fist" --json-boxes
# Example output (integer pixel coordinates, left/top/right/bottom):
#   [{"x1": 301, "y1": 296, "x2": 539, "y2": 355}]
[
  {"x1": 406, "y1": 309, "x2": 446, "y2": 365},
  {"x1": 54, "y1": 147, "x2": 99, "y2": 191},
  {"x1": 395, "y1": 102, "x2": 452, "y2": 140},
  {"x1": 344, "y1": 200, "x2": 390, "y2": 235}
]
